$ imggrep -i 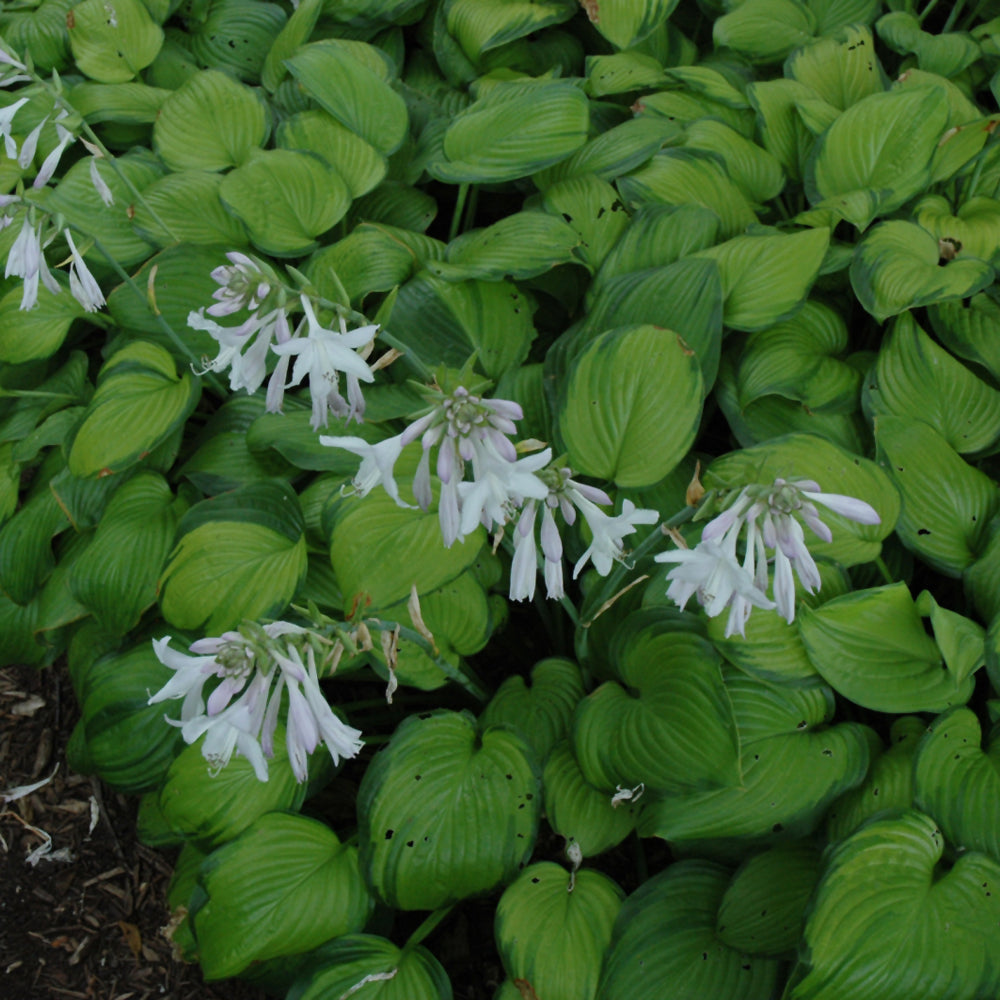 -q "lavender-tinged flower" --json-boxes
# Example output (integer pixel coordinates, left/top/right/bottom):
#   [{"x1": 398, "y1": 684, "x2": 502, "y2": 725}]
[
  {"x1": 17, "y1": 115, "x2": 47, "y2": 170},
  {"x1": 5, "y1": 214, "x2": 59, "y2": 310},
  {"x1": 272, "y1": 296, "x2": 378, "y2": 430},
  {"x1": 0, "y1": 97, "x2": 28, "y2": 160},
  {"x1": 510, "y1": 503, "x2": 539, "y2": 601},
  {"x1": 571, "y1": 496, "x2": 660, "y2": 579},
  {"x1": 33, "y1": 123, "x2": 74, "y2": 188},
  {"x1": 88, "y1": 156, "x2": 115, "y2": 206},
  {"x1": 457, "y1": 442, "x2": 550, "y2": 540},
  {"x1": 208, "y1": 251, "x2": 272, "y2": 317},
  {"x1": 317, "y1": 433, "x2": 411, "y2": 507},
  {"x1": 188, "y1": 305, "x2": 289, "y2": 396},
  {"x1": 64, "y1": 230, "x2": 105, "y2": 312}
]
